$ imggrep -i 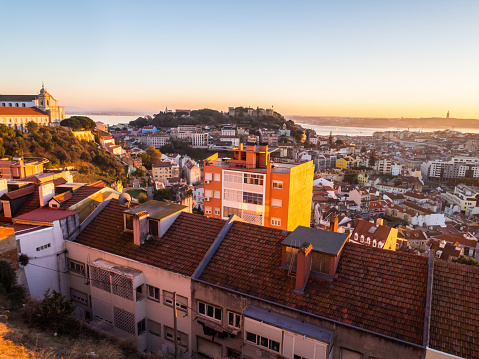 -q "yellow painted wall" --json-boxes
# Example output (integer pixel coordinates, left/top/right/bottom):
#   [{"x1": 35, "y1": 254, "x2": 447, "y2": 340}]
[{"x1": 286, "y1": 161, "x2": 314, "y2": 231}]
